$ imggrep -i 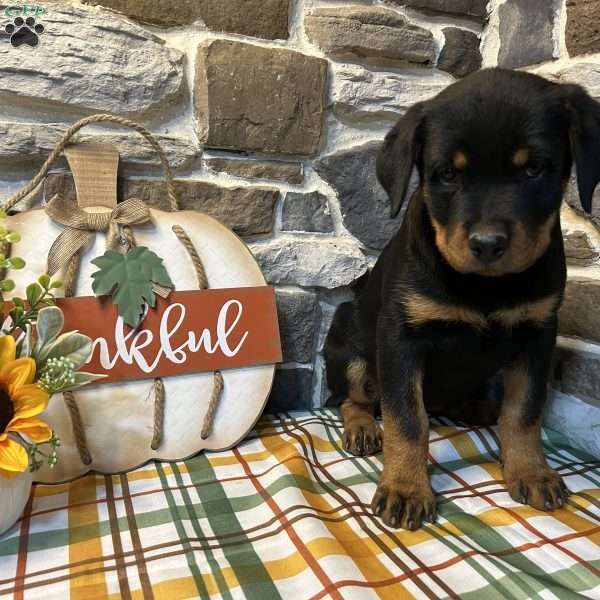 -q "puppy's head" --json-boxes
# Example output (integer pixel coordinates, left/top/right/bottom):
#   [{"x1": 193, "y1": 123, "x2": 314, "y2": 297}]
[{"x1": 377, "y1": 68, "x2": 600, "y2": 276}]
